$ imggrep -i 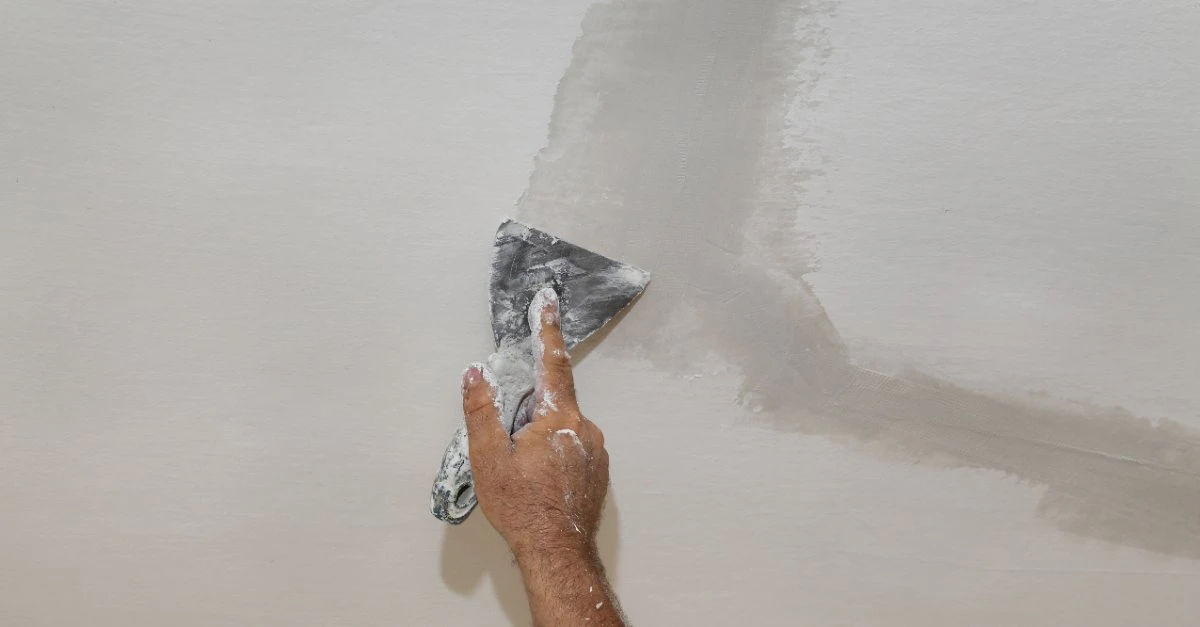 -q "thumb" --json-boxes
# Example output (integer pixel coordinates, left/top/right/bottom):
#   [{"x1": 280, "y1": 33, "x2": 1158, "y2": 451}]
[{"x1": 462, "y1": 363, "x2": 509, "y2": 457}]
